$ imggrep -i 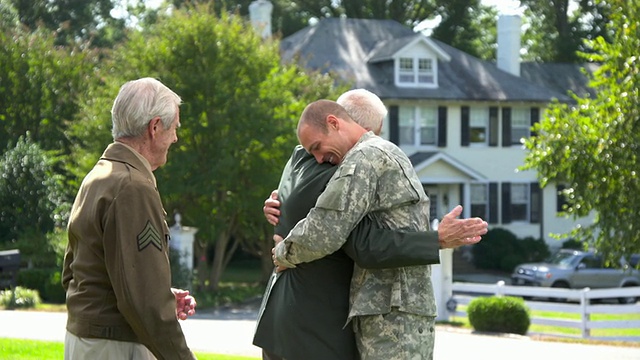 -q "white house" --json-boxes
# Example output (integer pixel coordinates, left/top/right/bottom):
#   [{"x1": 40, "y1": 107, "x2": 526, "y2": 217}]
[{"x1": 274, "y1": 15, "x2": 597, "y2": 250}]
